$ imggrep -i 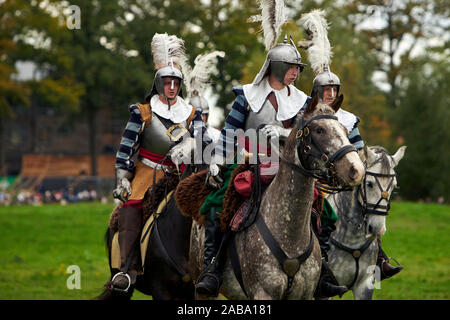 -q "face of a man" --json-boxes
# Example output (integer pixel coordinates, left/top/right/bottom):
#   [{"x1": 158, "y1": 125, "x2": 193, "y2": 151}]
[
  {"x1": 322, "y1": 85, "x2": 339, "y2": 104},
  {"x1": 162, "y1": 77, "x2": 180, "y2": 100},
  {"x1": 283, "y1": 64, "x2": 301, "y2": 86},
  {"x1": 201, "y1": 113, "x2": 208, "y2": 123}
]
